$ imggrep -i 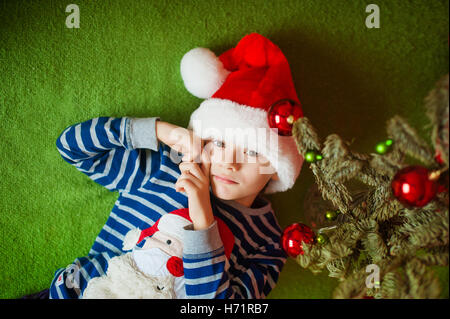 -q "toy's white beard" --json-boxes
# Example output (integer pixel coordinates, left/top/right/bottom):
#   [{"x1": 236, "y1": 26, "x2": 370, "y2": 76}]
[
  {"x1": 83, "y1": 252, "x2": 178, "y2": 299},
  {"x1": 133, "y1": 248, "x2": 170, "y2": 277},
  {"x1": 132, "y1": 248, "x2": 187, "y2": 298}
]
